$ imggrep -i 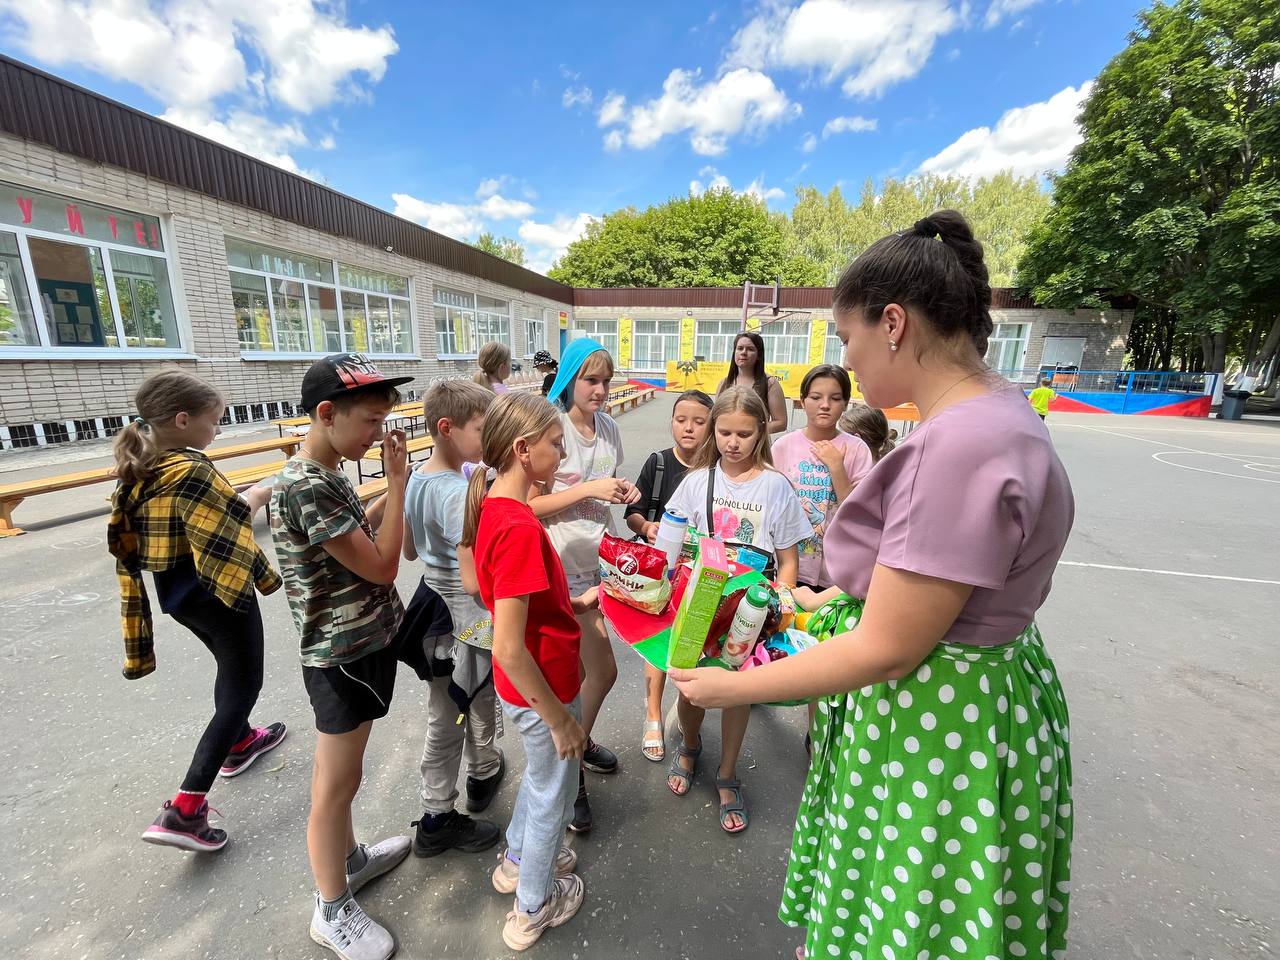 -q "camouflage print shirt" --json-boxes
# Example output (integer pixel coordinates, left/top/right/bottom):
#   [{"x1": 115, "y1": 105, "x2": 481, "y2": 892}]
[{"x1": 270, "y1": 456, "x2": 403, "y2": 668}]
